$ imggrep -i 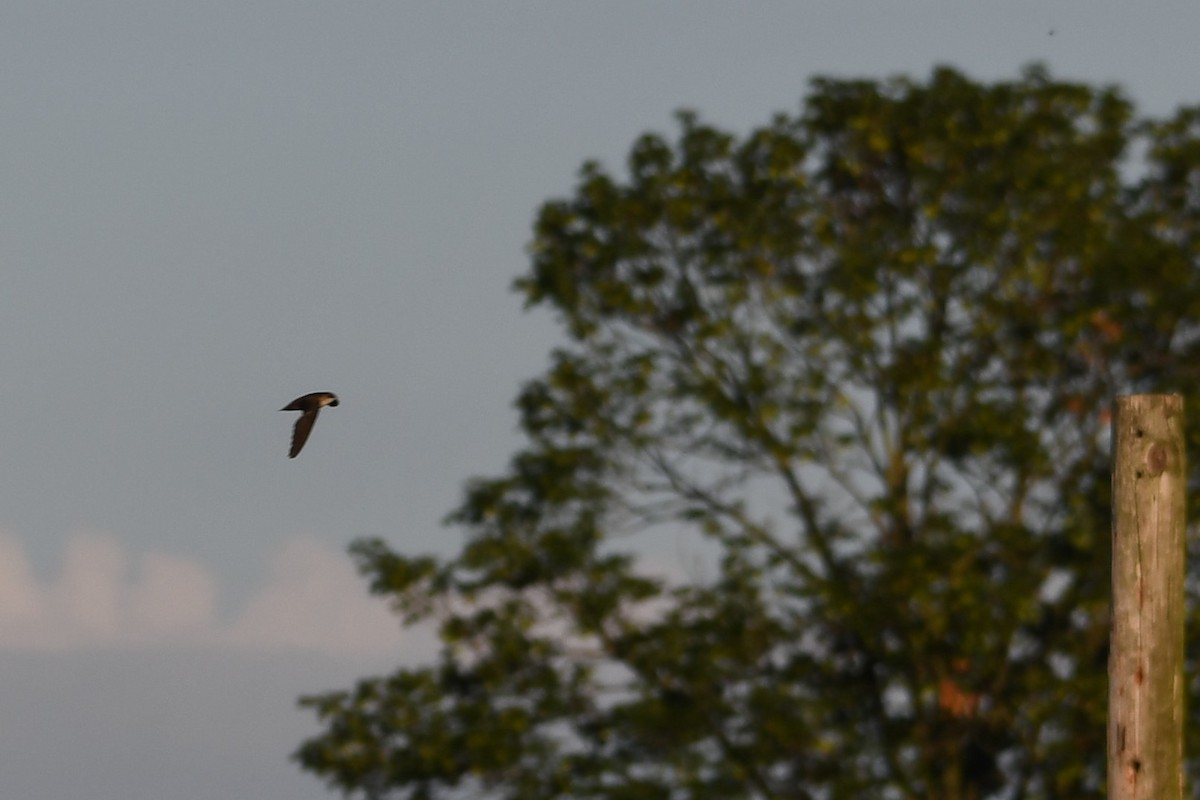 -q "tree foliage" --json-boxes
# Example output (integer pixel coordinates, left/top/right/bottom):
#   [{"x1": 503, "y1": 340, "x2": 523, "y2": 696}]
[{"x1": 296, "y1": 65, "x2": 1200, "y2": 799}]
